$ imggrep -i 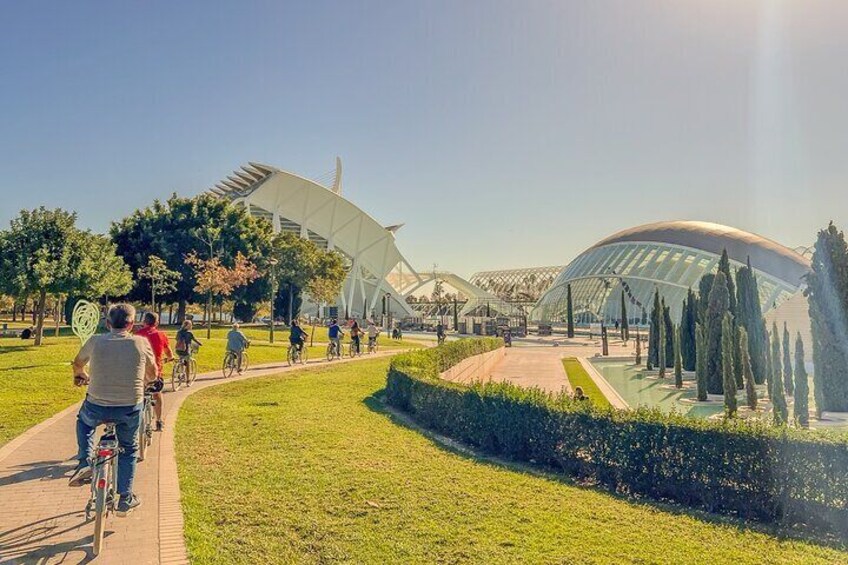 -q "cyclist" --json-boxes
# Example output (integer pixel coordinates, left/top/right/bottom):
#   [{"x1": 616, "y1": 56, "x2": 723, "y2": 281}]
[
  {"x1": 69, "y1": 304, "x2": 157, "y2": 517},
  {"x1": 175, "y1": 320, "x2": 202, "y2": 369},
  {"x1": 349, "y1": 320, "x2": 362, "y2": 354},
  {"x1": 436, "y1": 322, "x2": 446, "y2": 344},
  {"x1": 134, "y1": 312, "x2": 172, "y2": 431},
  {"x1": 328, "y1": 318, "x2": 343, "y2": 357},
  {"x1": 366, "y1": 320, "x2": 380, "y2": 351},
  {"x1": 289, "y1": 319, "x2": 308, "y2": 355},
  {"x1": 226, "y1": 323, "x2": 250, "y2": 374}
]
